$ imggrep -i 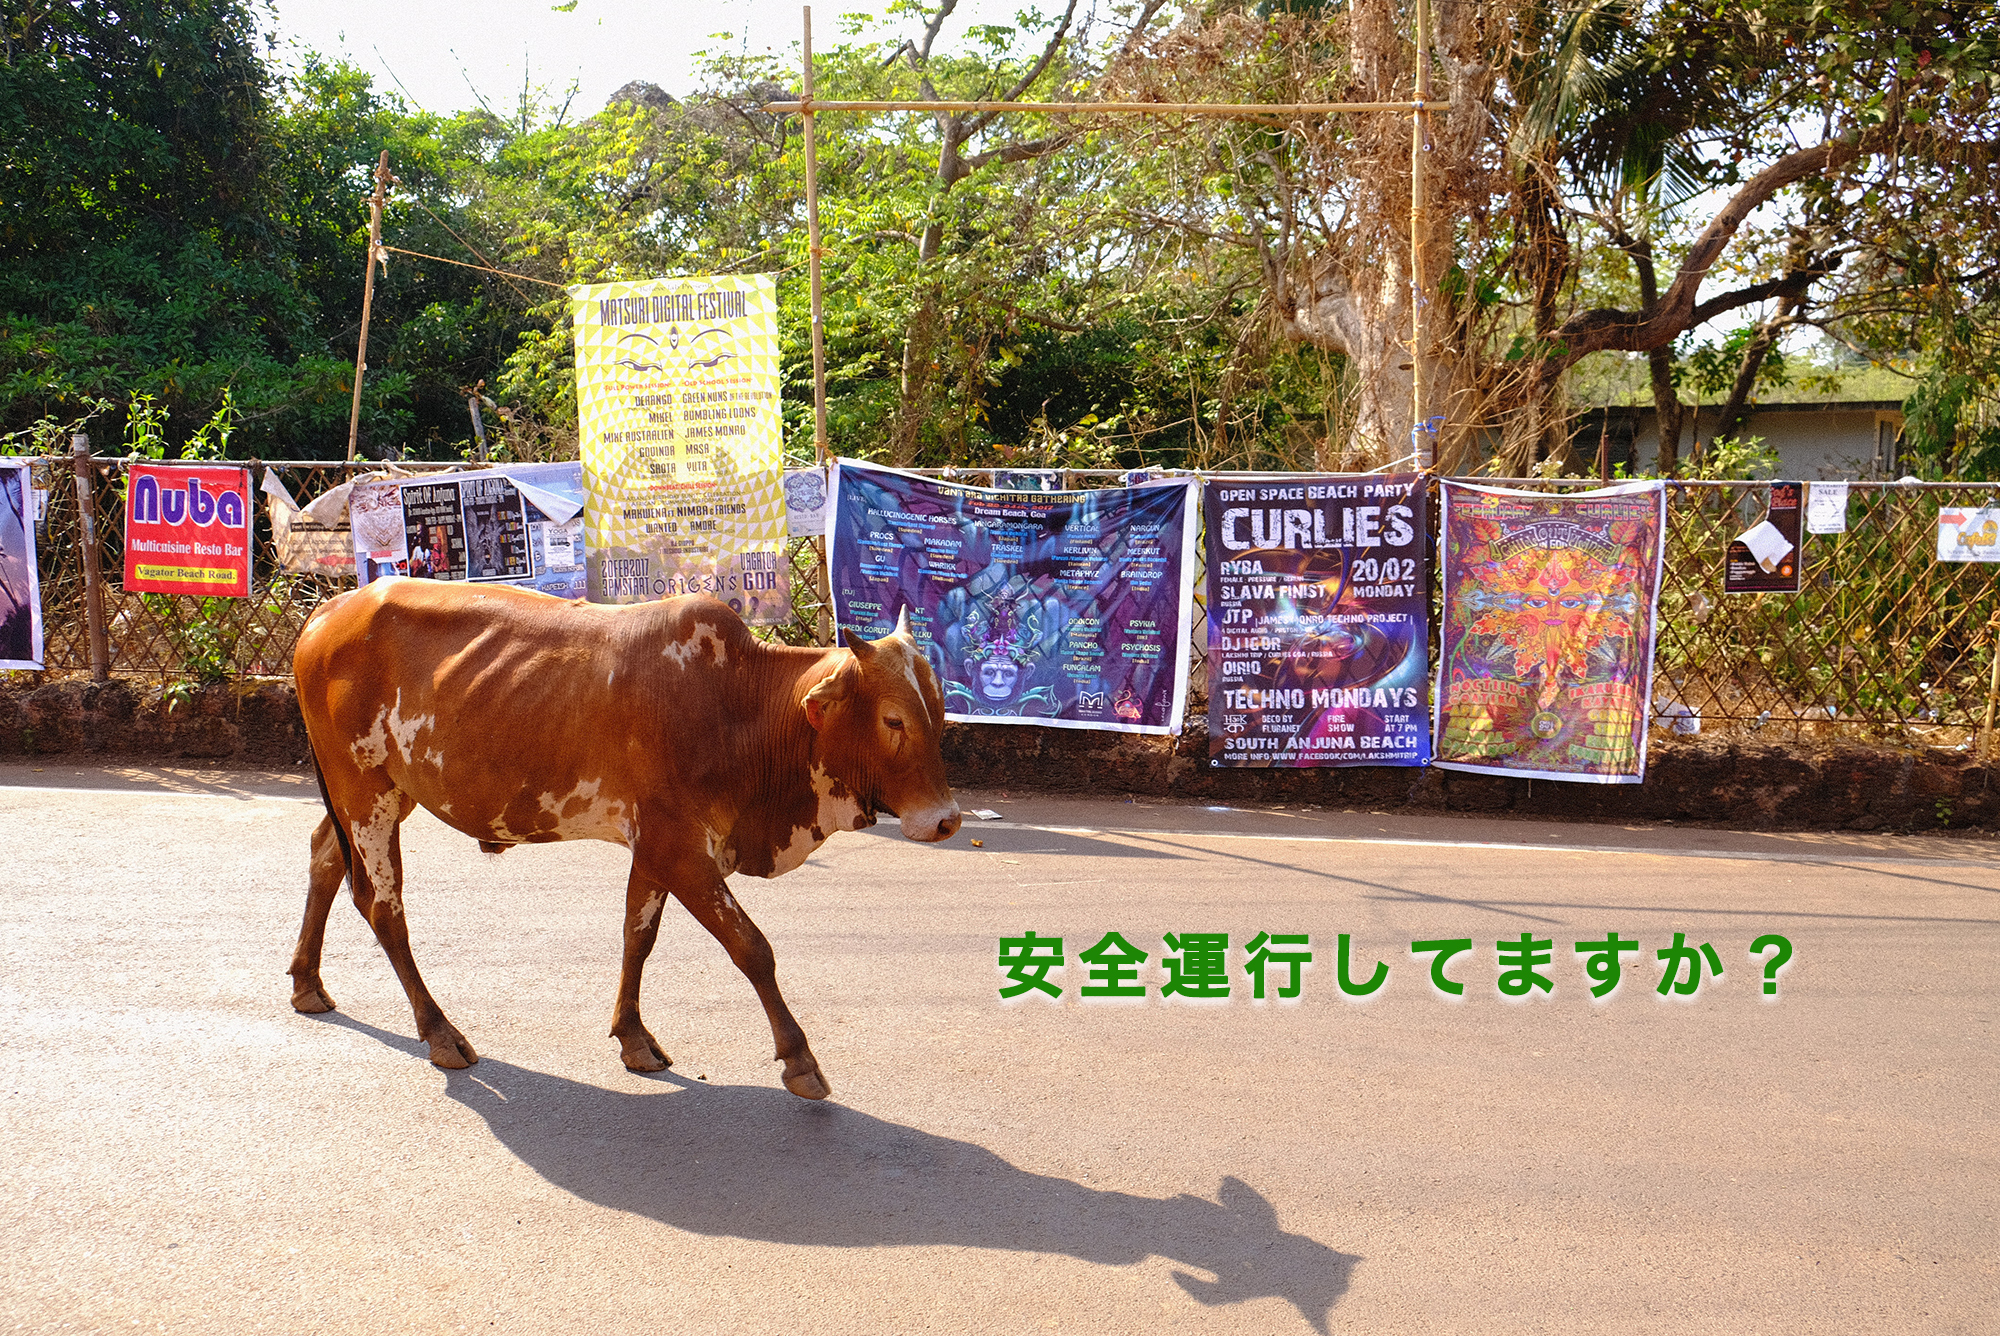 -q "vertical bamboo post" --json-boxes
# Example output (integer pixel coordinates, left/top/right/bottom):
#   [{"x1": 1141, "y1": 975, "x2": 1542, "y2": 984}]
[
  {"x1": 346, "y1": 152, "x2": 391, "y2": 464},
  {"x1": 803, "y1": 7, "x2": 834, "y2": 645},
  {"x1": 1409, "y1": 0, "x2": 1432, "y2": 470},
  {"x1": 71, "y1": 433, "x2": 108, "y2": 682},
  {"x1": 1983, "y1": 614, "x2": 2000, "y2": 761}
]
